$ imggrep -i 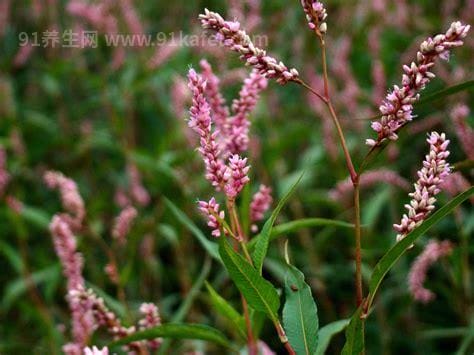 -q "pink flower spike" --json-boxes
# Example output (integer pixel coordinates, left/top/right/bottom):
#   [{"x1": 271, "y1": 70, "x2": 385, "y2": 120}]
[
  {"x1": 83, "y1": 346, "x2": 109, "y2": 355},
  {"x1": 367, "y1": 22, "x2": 470, "y2": 146},
  {"x1": 408, "y1": 240, "x2": 452, "y2": 303},
  {"x1": 112, "y1": 206, "x2": 138, "y2": 245},
  {"x1": 450, "y1": 104, "x2": 474, "y2": 160},
  {"x1": 250, "y1": 184, "x2": 273, "y2": 232},
  {"x1": 226, "y1": 69, "x2": 267, "y2": 155},
  {"x1": 224, "y1": 155, "x2": 250, "y2": 200},
  {"x1": 300, "y1": 0, "x2": 328, "y2": 34},
  {"x1": 188, "y1": 68, "x2": 228, "y2": 190},
  {"x1": 139, "y1": 303, "x2": 162, "y2": 350},
  {"x1": 199, "y1": 9, "x2": 299, "y2": 85},
  {"x1": 44, "y1": 171, "x2": 86, "y2": 228},
  {"x1": 394, "y1": 132, "x2": 451, "y2": 242},
  {"x1": 198, "y1": 197, "x2": 225, "y2": 237}
]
